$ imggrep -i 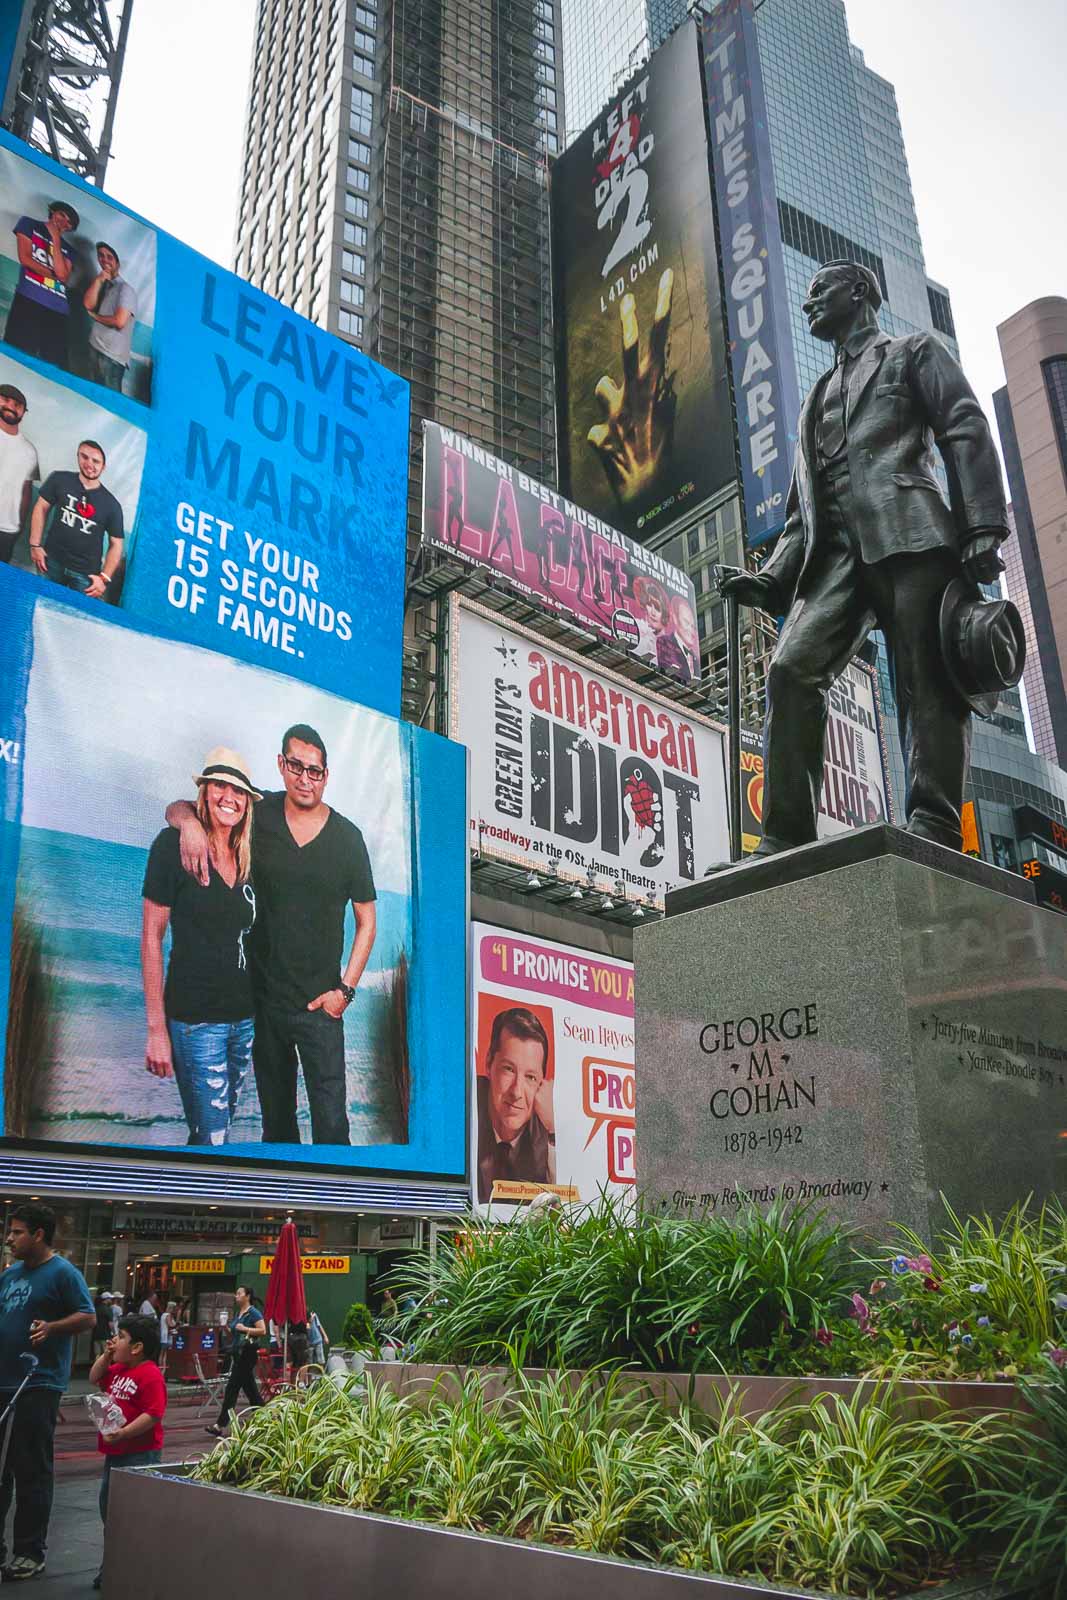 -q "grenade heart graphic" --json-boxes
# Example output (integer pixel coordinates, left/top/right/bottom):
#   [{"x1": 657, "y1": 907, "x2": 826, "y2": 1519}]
[{"x1": 623, "y1": 767, "x2": 658, "y2": 832}]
